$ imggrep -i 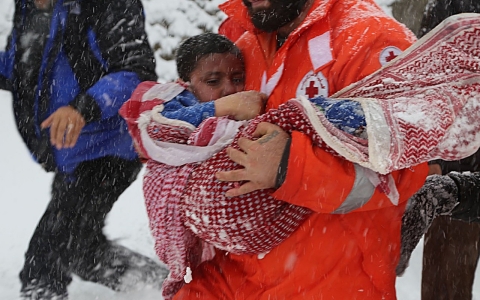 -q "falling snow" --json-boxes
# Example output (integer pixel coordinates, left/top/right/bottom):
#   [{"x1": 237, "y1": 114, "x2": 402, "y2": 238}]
[{"x1": 0, "y1": 0, "x2": 479, "y2": 300}]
